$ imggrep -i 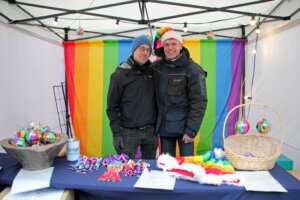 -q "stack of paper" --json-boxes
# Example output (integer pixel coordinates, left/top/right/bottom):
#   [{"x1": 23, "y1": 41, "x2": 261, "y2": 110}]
[
  {"x1": 134, "y1": 169, "x2": 176, "y2": 190},
  {"x1": 4, "y1": 167, "x2": 64, "y2": 200}
]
